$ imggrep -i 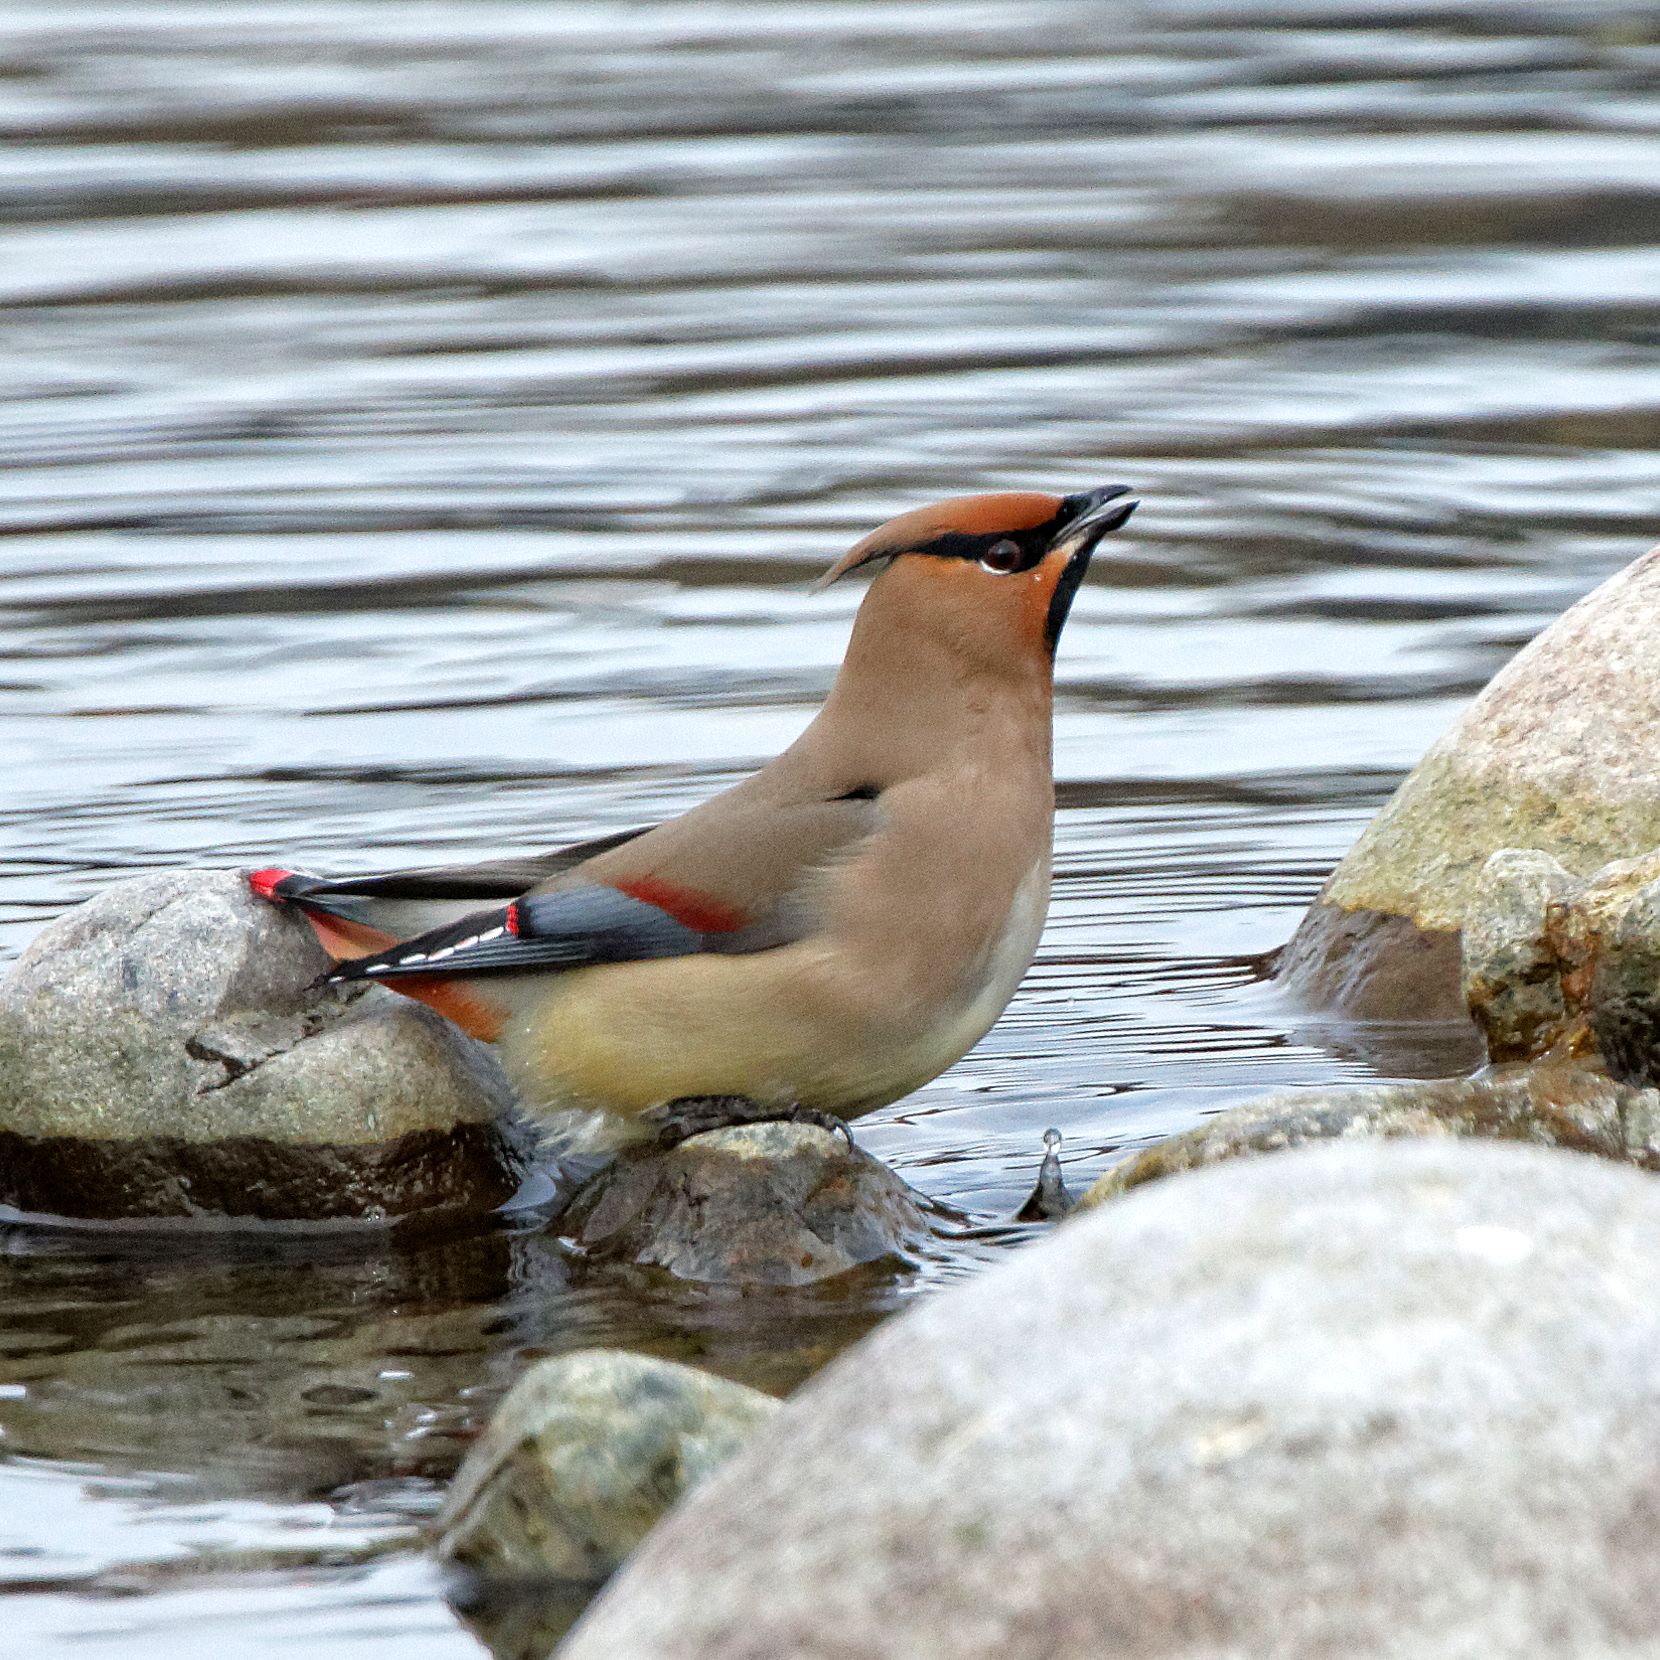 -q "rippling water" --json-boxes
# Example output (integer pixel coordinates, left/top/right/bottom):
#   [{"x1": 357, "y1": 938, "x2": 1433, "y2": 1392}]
[{"x1": 3, "y1": 1, "x2": 1659, "y2": 1652}]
